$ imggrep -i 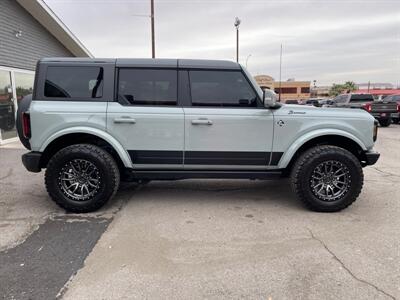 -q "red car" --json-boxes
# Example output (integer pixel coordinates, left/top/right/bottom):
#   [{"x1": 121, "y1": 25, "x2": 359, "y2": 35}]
[{"x1": 384, "y1": 94, "x2": 400, "y2": 124}]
